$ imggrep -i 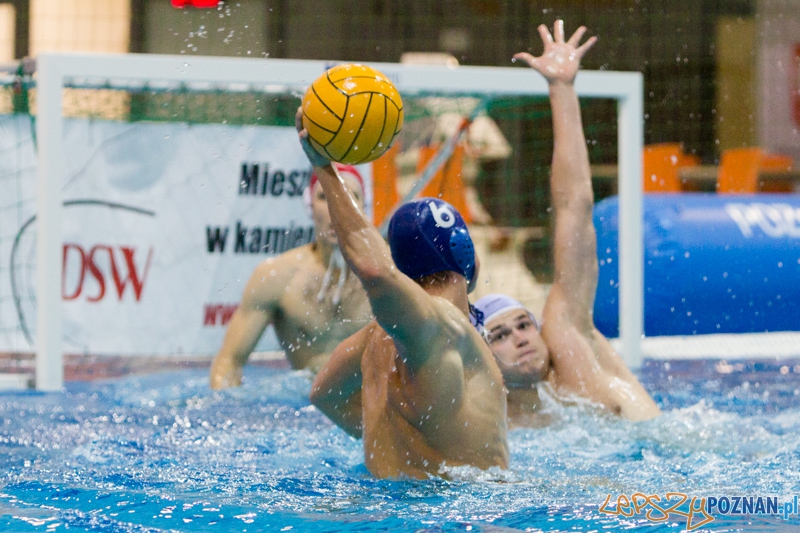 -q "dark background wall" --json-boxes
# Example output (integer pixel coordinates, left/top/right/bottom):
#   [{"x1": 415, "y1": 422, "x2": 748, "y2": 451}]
[
  {"x1": 127, "y1": 0, "x2": 760, "y2": 234},
  {"x1": 136, "y1": 0, "x2": 755, "y2": 166}
]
